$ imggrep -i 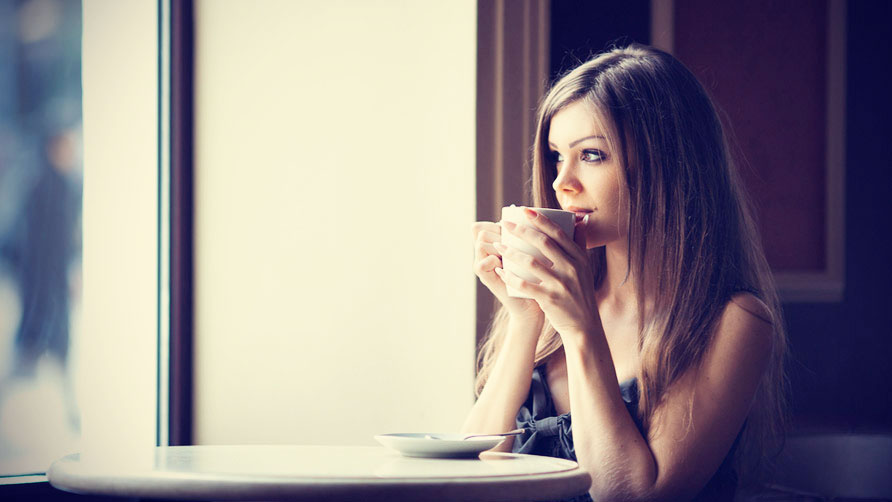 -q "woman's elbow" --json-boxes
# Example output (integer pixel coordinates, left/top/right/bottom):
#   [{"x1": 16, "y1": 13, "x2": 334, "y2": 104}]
[{"x1": 584, "y1": 465, "x2": 660, "y2": 502}]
